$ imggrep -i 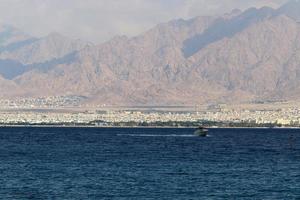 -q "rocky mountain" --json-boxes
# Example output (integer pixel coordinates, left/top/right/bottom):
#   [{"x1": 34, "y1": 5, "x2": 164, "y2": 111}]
[
  {"x1": 0, "y1": 25, "x2": 35, "y2": 49},
  {"x1": 0, "y1": 30, "x2": 90, "y2": 80},
  {"x1": 0, "y1": 75, "x2": 23, "y2": 98},
  {"x1": 1, "y1": 0, "x2": 300, "y2": 106},
  {"x1": 276, "y1": 0, "x2": 300, "y2": 20},
  {"x1": 0, "y1": 32, "x2": 89, "y2": 65}
]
